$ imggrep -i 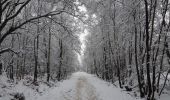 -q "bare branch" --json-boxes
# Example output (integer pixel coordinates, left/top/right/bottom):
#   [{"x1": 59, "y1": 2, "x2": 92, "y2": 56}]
[
  {"x1": 0, "y1": 10, "x2": 64, "y2": 45},
  {"x1": 0, "y1": 0, "x2": 31, "y2": 32},
  {"x1": 0, "y1": 48, "x2": 18, "y2": 55}
]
